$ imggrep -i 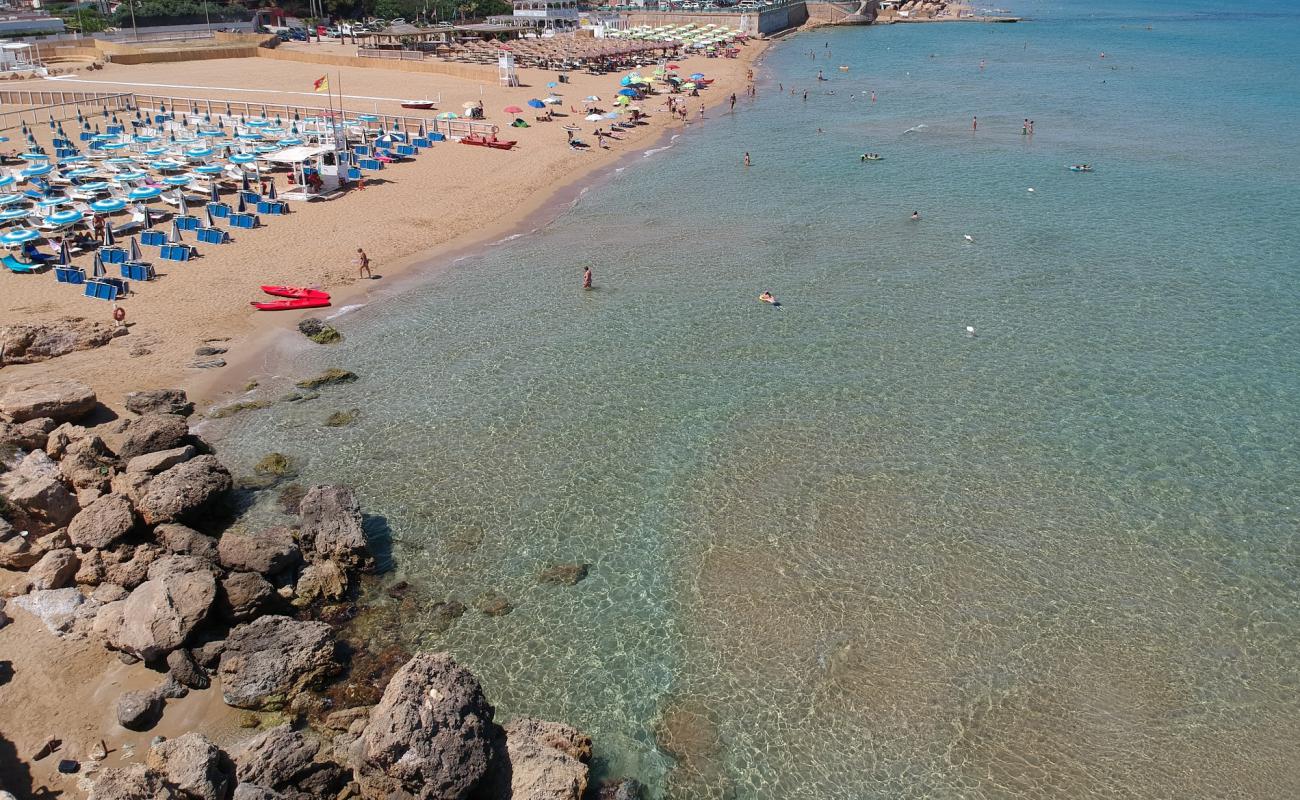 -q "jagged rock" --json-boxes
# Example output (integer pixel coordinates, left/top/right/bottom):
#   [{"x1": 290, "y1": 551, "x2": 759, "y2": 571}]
[
  {"x1": 112, "y1": 569, "x2": 215, "y2": 661},
  {"x1": 192, "y1": 639, "x2": 226, "y2": 669},
  {"x1": 11, "y1": 587, "x2": 83, "y2": 634},
  {"x1": 0, "y1": 379, "x2": 96, "y2": 424},
  {"x1": 232, "y1": 785, "x2": 283, "y2": 800},
  {"x1": 67, "y1": 493, "x2": 136, "y2": 550},
  {"x1": 44, "y1": 422, "x2": 88, "y2": 459},
  {"x1": 294, "y1": 369, "x2": 356, "y2": 390},
  {"x1": 154, "y1": 523, "x2": 219, "y2": 561},
  {"x1": 147, "y1": 554, "x2": 220, "y2": 580},
  {"x1": 233, "y1": 725, "x2": 319, "y2": 790},
  {"x1": 0, "y1": 417, "x2": 55, "y2": 452},
  {"x1": 136, "y1": 456, "x2": 232, "y2": 525},
  {"x1": 6, "y1": 475, "x2": 79, "y2": 534},
  {"x1": 110, "y1": 469, "x2": 154, "y2": 507},
  {"x1": 428, "y1": 601, "x2": 467, "y2": 634},
  {"x1": 324, "y1": 706, "x2": 373, "y2": 732},
  {"x1": 104, "y1": 543, "x2": 162, "y2": 590},
  {"x1": 298, "y1": 485, "x2": 370, "y2": 569},
  {"x1": 28, "y1": 547, "x2": 80, "y2": 590},
  {"x1": 125, "y1": 388, "x2": 194, "y2": 417},
  {"x1": 218, "y1": 527, "x2": 300, "y2": 576},
  {"x1": 351, "y1": 652, "x2": 499, "y2": 800},
  {"x1": 156, "y1": 675, "x2": 190, "y2": 700},
  {"x1": 116, "y1": 688, "x2": 163, "y2": 731},
  {"x1": 91, "y1": 582, "x2": 128, "y2": 603},
  {"x1": 499, "y1": 718, "x2": 593, "y2": 800},
  {"x1": 118, "y1": 414, "x2": 190, "y2": 460},
  {"x1": 145, "y1": 732, "x2": 232, "y2": 800},
  {"x1": 0, "y1": 318, "x2": 121, "y2": 366},
  {"x1": 0, "y1": 526, "x2": 42, "y2": 569},
  {"x1": 85, "y1": 762, "x2": 173, "y2": 799},
  {"x1": 537, "y1": 563, "x2": 589, "y2": 586},
  {"x1": 126, "y1": 445, "x2": 196, "y2": 475},
  {"x1": 294, "y1": 560, "x2": 348, "y2": 604},
  {"x1": 59, "y1": 435, "x2": 114, "y2": 492},
  {"x1": 75, "y1": 549, "x2": 108, "y2": 585},
  {"x1": 167, "y1": 647, "x2": 210, "y2": 690},
  {"x1": 219, "y1": 571, "x2": 275, "y2": 622},
  {"x1": 291, "y1": 761, "x2": 351, "y2": 797},
  {"x1": 0, "y1": 597, "x2": 8, "y2": 630},
  {"x1": 218, "y1": 616, "x2": 338, "y2": 711}
]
